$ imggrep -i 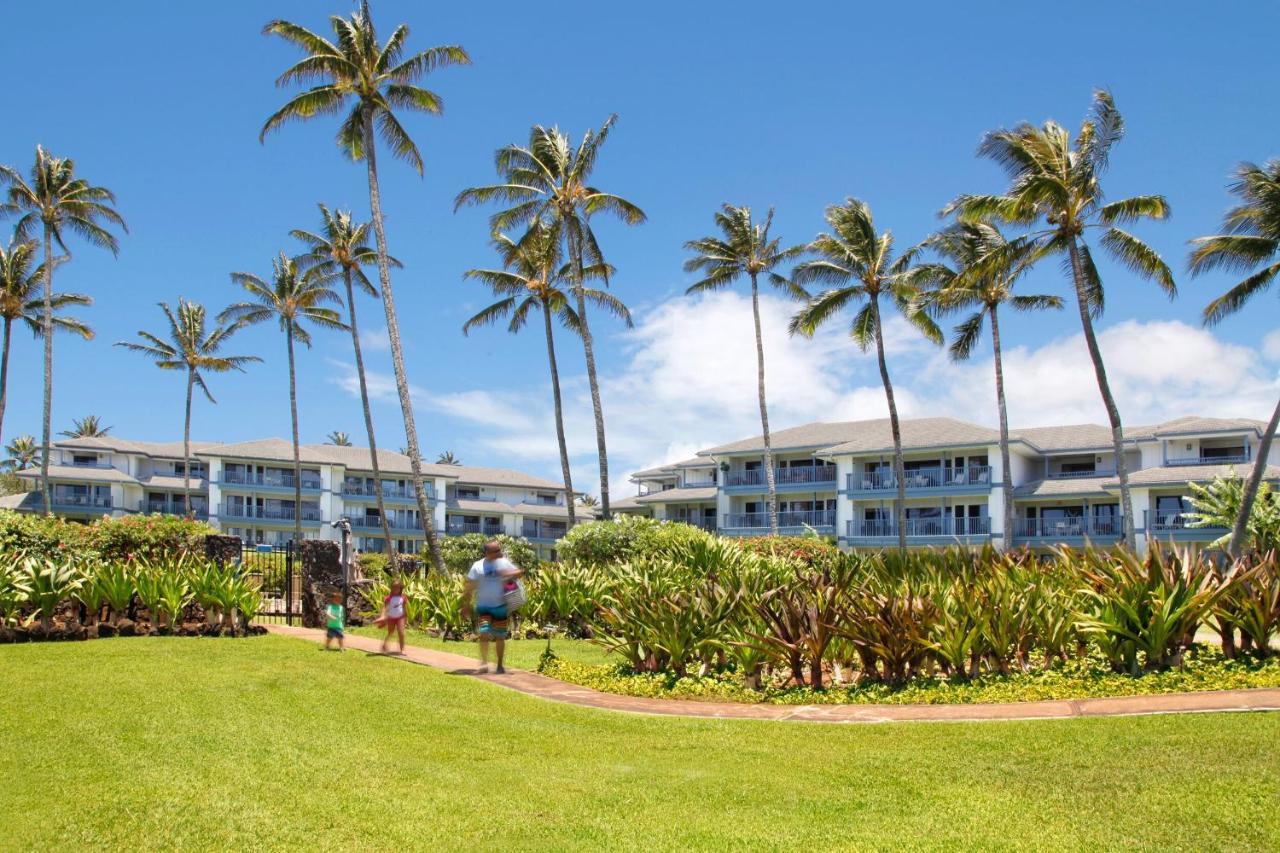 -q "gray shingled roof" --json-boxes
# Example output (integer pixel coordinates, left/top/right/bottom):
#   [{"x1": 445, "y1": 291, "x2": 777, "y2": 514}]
[
  {"x1": 1111, "y1": 462, "x2": 1280, "y2": 488},
  {"x1": 1013, "y1": 476, "x2": 1117, "y2": 498},
  {"x1": 1148, "y1": 416, "x2": 1267, "y2": 438},
  {"x1": 56, "y1": 436, "x2": 223, "y2": 458},
  {"x1": 0, "y1": 491, "x2": 39, "y2": 511},
  {"x1": 513, "y1": 502, "x2": 575, "y2": 520},
  {"x1": 16, "y1": 464, "x2": 138, "y2": 484},
  {"x1": 445, "y1": 498, "x2": 512, "y2": 515},
  {"x1": 1009, "y1": 424, "x2": 1117, "y2": 452},
  {"x1": 609, "y1": 495, "x2": 647, "y2": 512},
  {"x1": 303, "y1": 444, "x2": 459, "y2": 478},
  {"x1": 630, "y1": 456, "x2": 712, "y2": 480},
  {"x1": 139, "y1": 475, "x2": 209, "y2": 491},
  {"x1": 447, "y1": 465, "x2": 566, "y2": 491}
]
